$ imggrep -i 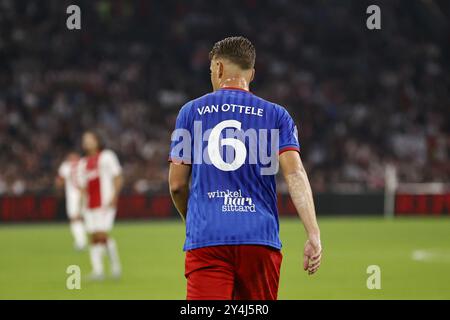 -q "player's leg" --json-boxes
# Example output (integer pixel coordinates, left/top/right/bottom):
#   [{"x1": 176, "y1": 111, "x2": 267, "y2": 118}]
[
  {"x1": 68, "y1": 216, "x2": 87, "y2": 250},
  {"x1": 185, "y1": 246, "x2": 235, "y2": 300},
  {"x1": 67, "y1": 201, "x2": 87, "y2": 250},
  {"x1": 233, "y1": 245, "x2": 283, "y2": 300},
  {"x1": 85, "y1": 210, "x2": 106, "y2": 280},
  {"x1": 103, "y1": 208, "x2": 121, "y2": 278}
]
